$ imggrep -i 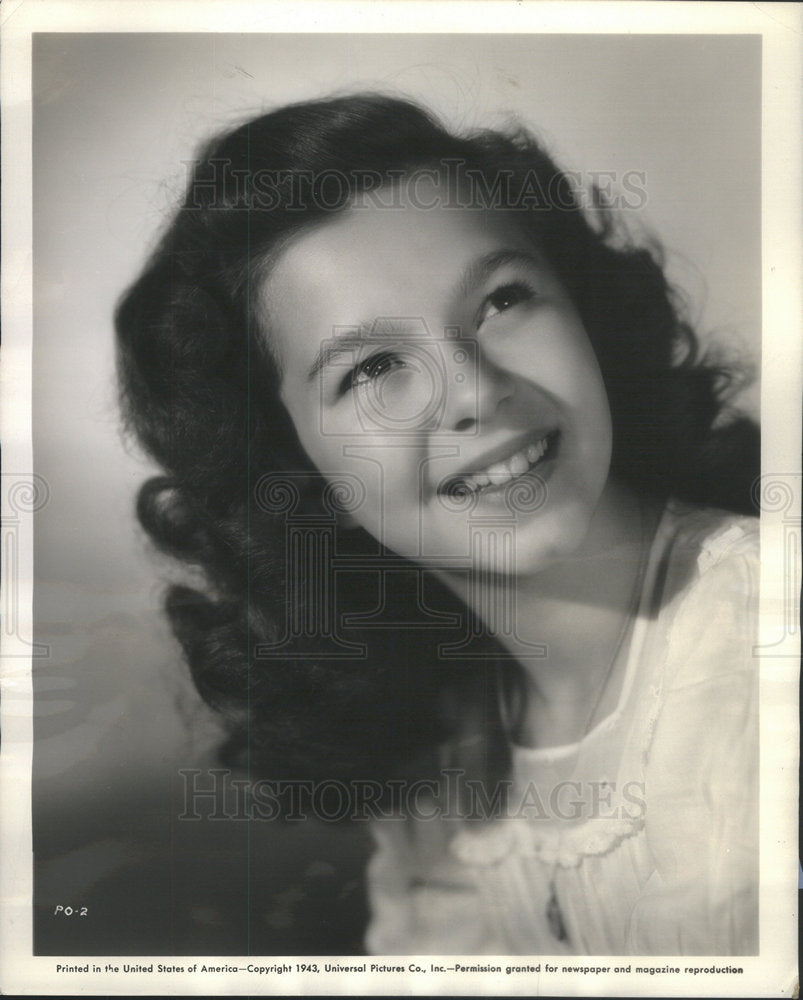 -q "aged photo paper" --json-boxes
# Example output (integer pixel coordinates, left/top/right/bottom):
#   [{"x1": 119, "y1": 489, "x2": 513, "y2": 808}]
[{"x1": 1, "y1": 1, "x2": 800, "y2": 996}]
